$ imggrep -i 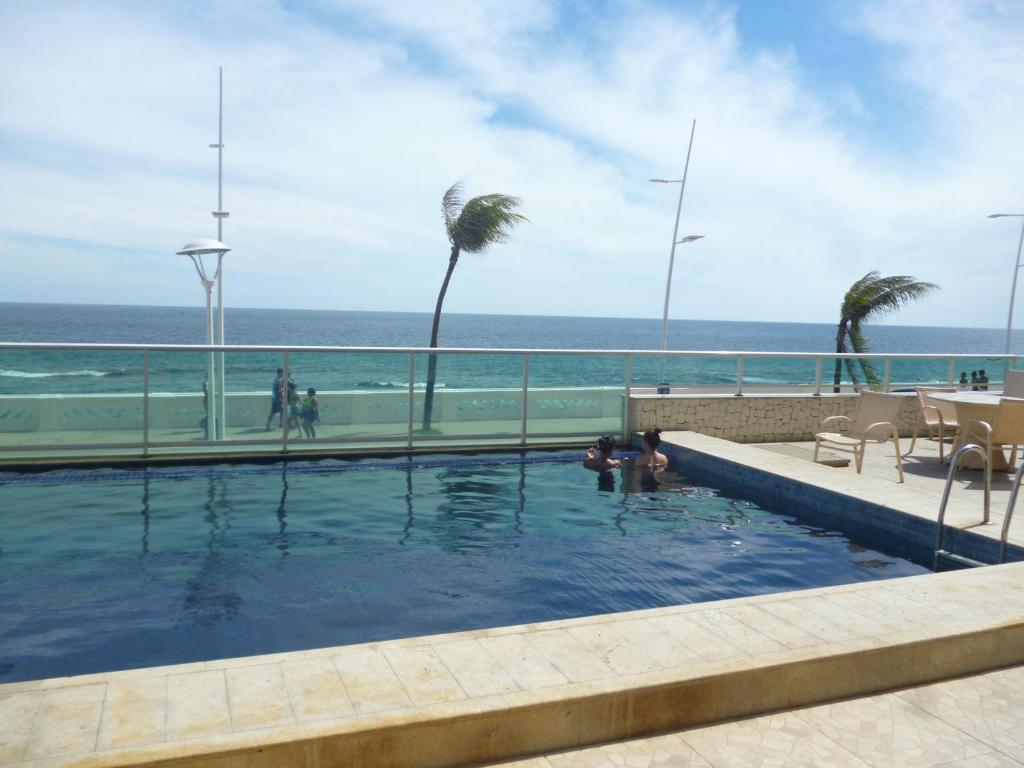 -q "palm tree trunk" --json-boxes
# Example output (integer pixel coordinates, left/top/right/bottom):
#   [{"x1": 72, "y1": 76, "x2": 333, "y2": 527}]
[
  {"x1": 833, "y1": 321, "x2": 847, "y2": 393},
  {"x1": 421, "y1": 246, "x2": 460, "y2": 431}
]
